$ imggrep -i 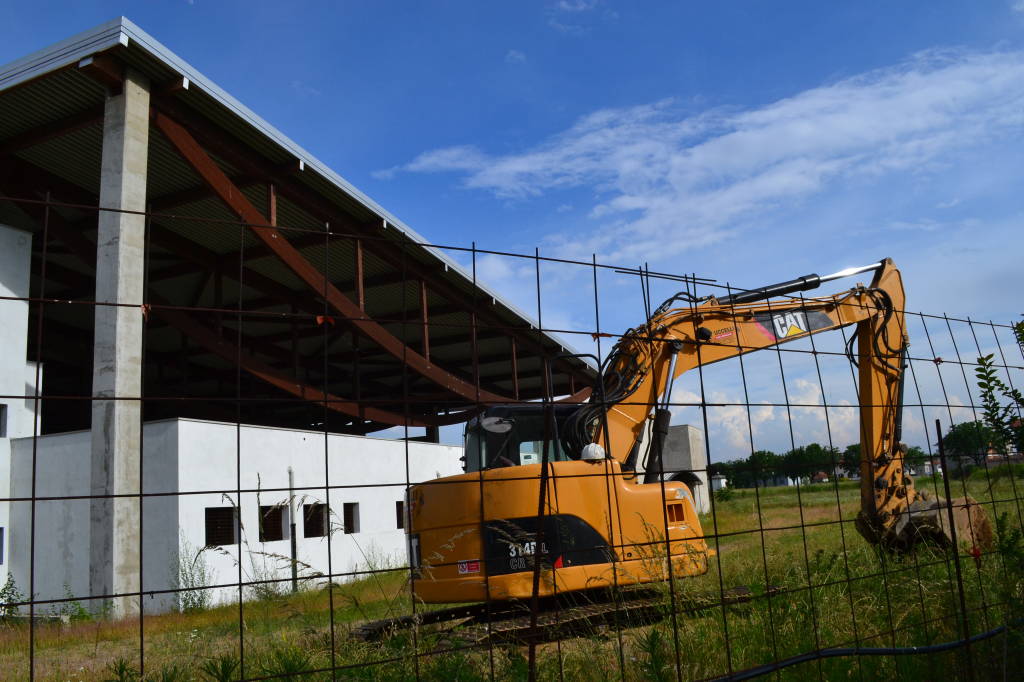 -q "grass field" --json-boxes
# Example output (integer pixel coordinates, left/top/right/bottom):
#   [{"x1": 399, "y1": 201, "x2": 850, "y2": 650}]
[{"x1": 2, "y1": 475, "x2": 1023, "y2": 680}]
